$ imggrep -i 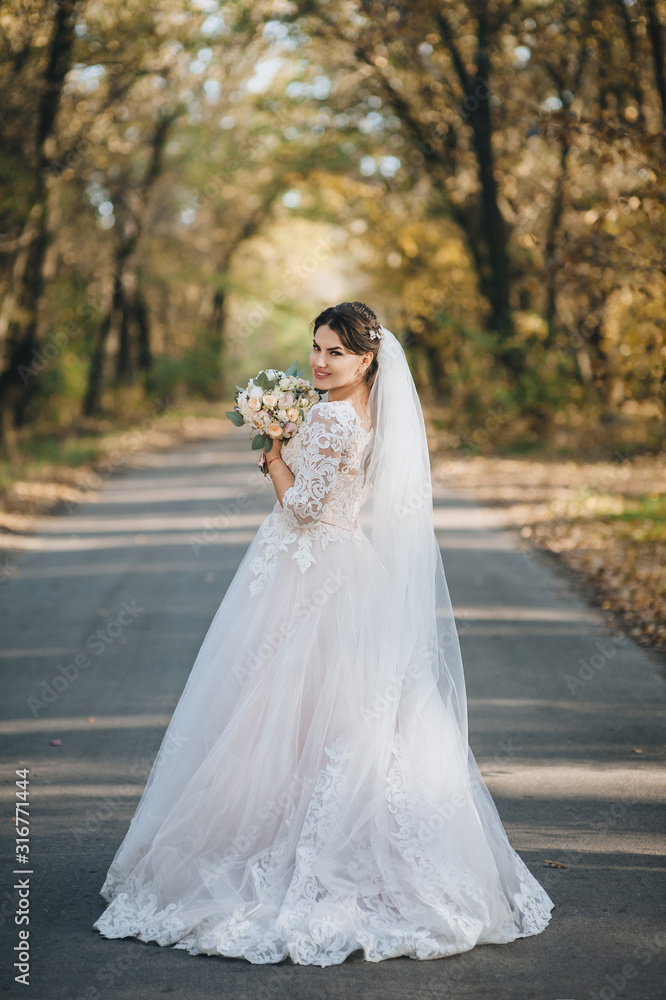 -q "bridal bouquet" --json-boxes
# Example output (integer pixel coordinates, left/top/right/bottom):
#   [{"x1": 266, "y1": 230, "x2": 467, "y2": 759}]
[{"x1": 225, "y1": 362, "x2": 322, "y2": 474}]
